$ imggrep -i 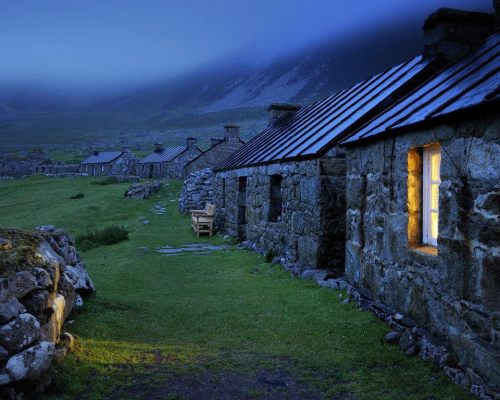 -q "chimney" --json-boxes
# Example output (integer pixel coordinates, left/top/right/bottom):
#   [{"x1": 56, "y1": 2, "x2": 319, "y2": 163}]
[
  {"x1": 154, "y1": 143, "x2": 164, "y2": 153},
  {"x1": 223, "y1": 124, "x2": 240, "y2": 140},
  {"x1": 422, "y1": 8, "x2": 494, "y2": 63},
  {"x1": 92, "y1": 150, "x2": 99, "y2": 156},
  {"x1": 267, "y1": 103, "x2": 301, "y2": 126},
  {"x1": 122, "y1": 146, "x2": 130, "y2": 153},
  {"x1": 186, "y1": 137, "x2": 197, "y2": 148},
  {"x1": 210, "y1": 137, "x2": 222, "y2": 147}
]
